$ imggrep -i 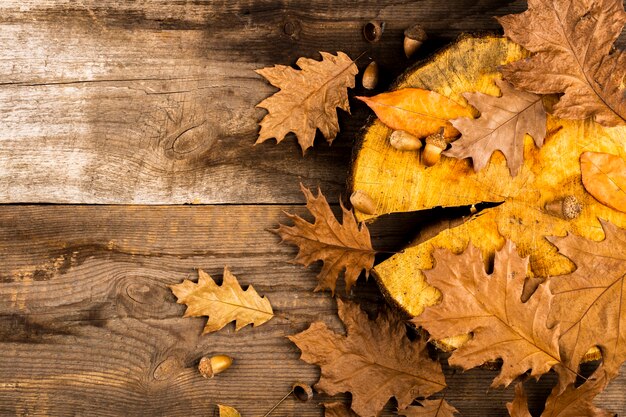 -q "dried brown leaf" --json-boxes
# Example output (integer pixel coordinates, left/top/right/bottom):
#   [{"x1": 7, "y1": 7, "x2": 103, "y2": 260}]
[
  {"x1": 255, "y1": 51, "x2": 358, "y2": 153},
  {"x1": 275, "y1": 184, "x2": 375, "y2": 294},
  {"x1": 169, "y1": 268, "x2": 273, "y2": 334},
  {"x1": 580, "y1": 151, "x2": 626, "y2": 213},
  {"x1": 412, "y1": 241, "x2": 562, "y2": 387},
  {"x1": 288, "y1": 300, "x2": 446, "y2": 417},
  {"x1": 498, "y1": 0, "x2": 626, "y2": 126},
  {"x1": 548, "y1": 220, "x2": 626, "y2": 380},
  {"x1": 323, "y1": 402, "x2": 359, "y2": 417},
  {"x1": 445, "y1": 79, "x2": 546, "y2": 176},
  {"x1": 507, "y1": 384, "x2": 532, "y2": 417},
  {"x1": 398, "y1": 399, "x2": 459, "y2": 417}
]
